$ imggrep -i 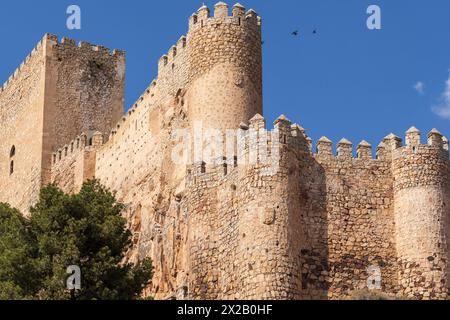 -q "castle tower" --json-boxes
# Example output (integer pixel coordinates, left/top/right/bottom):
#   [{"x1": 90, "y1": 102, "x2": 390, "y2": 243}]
[
  {"x1": 233, "y1": 115, "x2": 304, "y2": 299},
  {"x1": 41, "y1": 35, "x2": 125, "y2": 184},
  {"x1": 185, "y1": 113, "x2": 307, "y2": 300},
  {"x1": 392, "y1": 128, "x2": 450, "y2": 299},
  {"x1": 0, "y1": 34, "x2": 125, "y2": 213},
  {"x1": 186, "y1": 3, "x2": 263, "y2": 133}
]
